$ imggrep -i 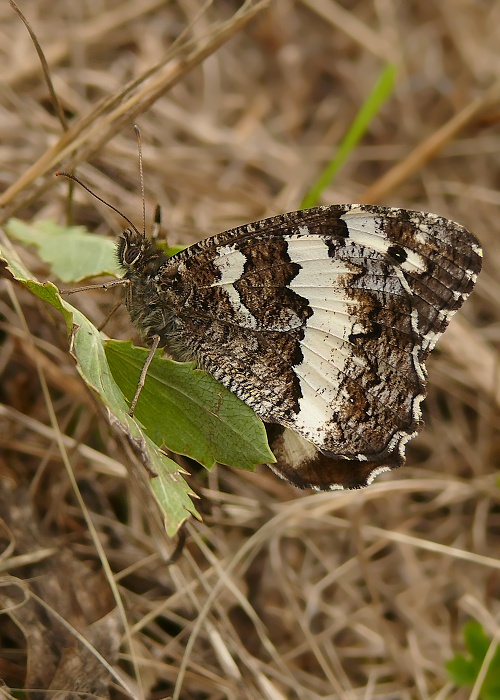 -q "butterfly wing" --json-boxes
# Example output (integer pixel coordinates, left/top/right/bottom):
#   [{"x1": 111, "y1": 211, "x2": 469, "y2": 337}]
[{"x1": 155, "y1": 205, "x2": 482, "y2": 489}]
